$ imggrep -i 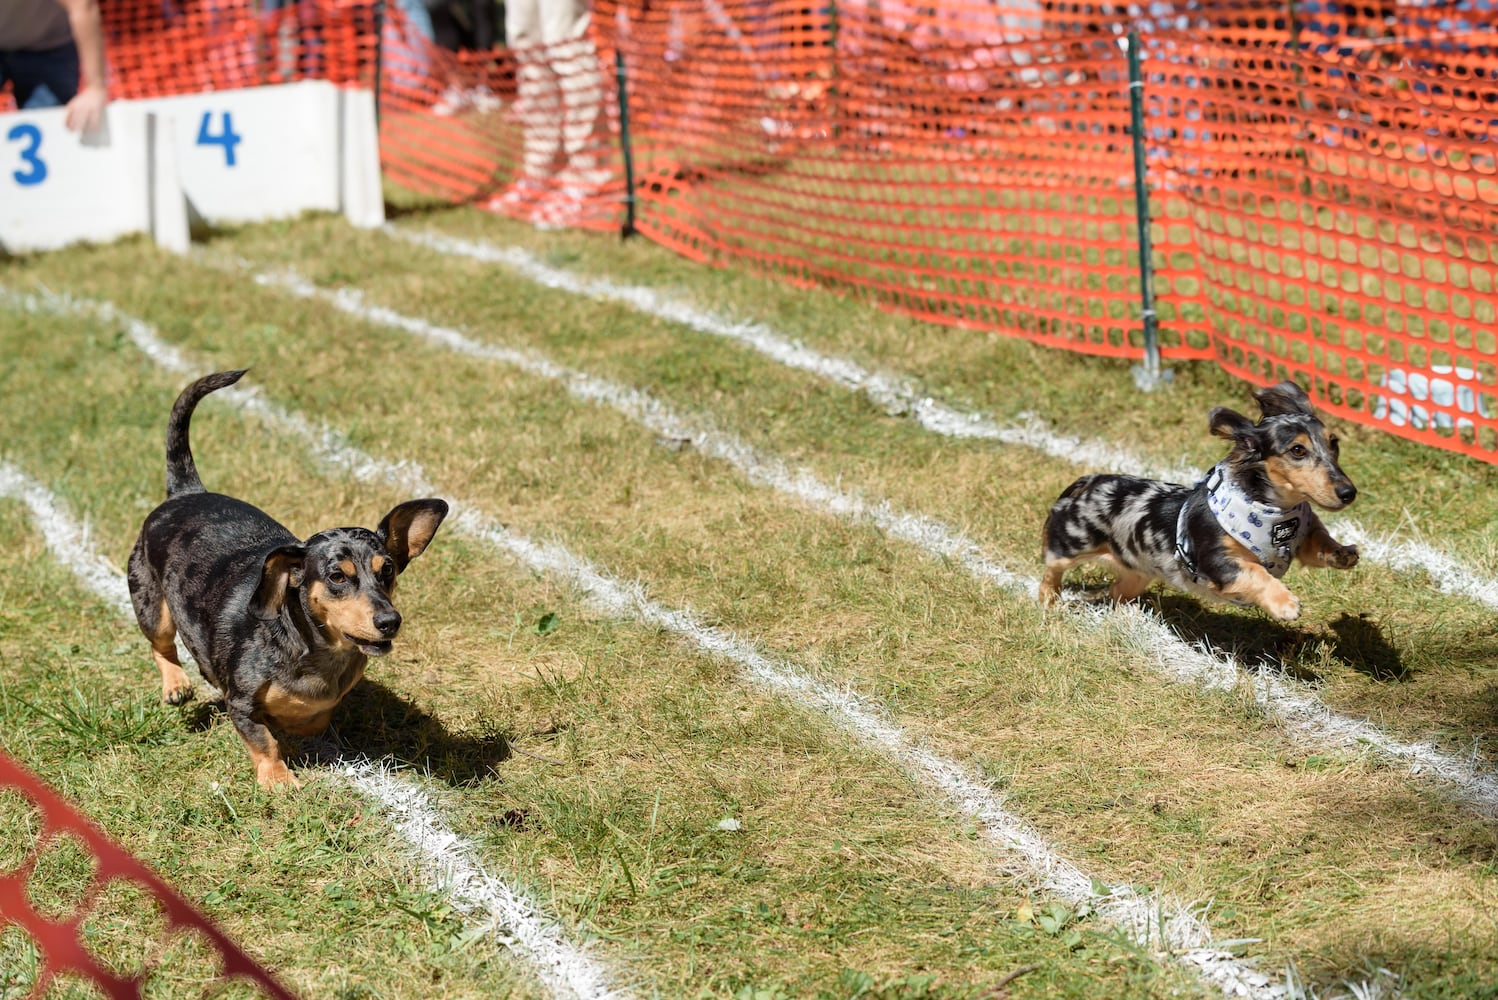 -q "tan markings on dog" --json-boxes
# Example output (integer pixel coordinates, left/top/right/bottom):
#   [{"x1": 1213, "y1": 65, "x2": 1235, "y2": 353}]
[
  {"x1": 1215, "y1": 535, "x2": 1301, "y2": 620},
  {"x1": 147, "y1": 597, "x2": 176, "y2": 651},
  {"x1": 399, "y1": 512, "x2": 443, "y2": 563},
  {"x1": 149, "y1": 599, "x2": 193, "y2": 704},
  {"x1": 371, "y1": 555, "x2": 385, "y2": 574},
  {"x1": 237, "y1": 728, "x2": 300, "y2": 789},
  {"x1": 307, "y1": 580, "x2": 381, "y2": 647},
  {"x1": 338, "y1": 559, "x2": 356, "y2": 578},
  {"x1": 1039, "y1": 544, "x2": 1111, "y2": 606},
  {"x1": 1109, "y1": 569, "x2": 1152, "y2": 602},
  {"x1": 261, "y1": 682, "x2": 340, "y2": 736},
  {"x1": 1297, "y1": 517, "x2": 1360, "y2": 569},
  {"x1": 1264, "y1": 435, "x2": 1341, "y2": 507},
  {"x1": 154, "y1": 649, "x2": 192, "y2": 705}
]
